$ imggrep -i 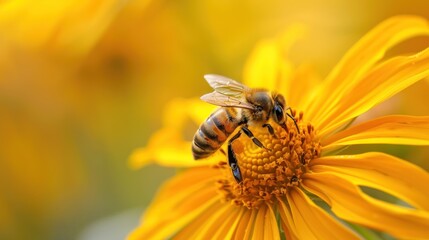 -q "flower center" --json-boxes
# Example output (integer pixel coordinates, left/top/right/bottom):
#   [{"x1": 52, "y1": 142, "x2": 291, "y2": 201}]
[{"x1": 216, "y1": 111, "x2": 321, "y2": 209}]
